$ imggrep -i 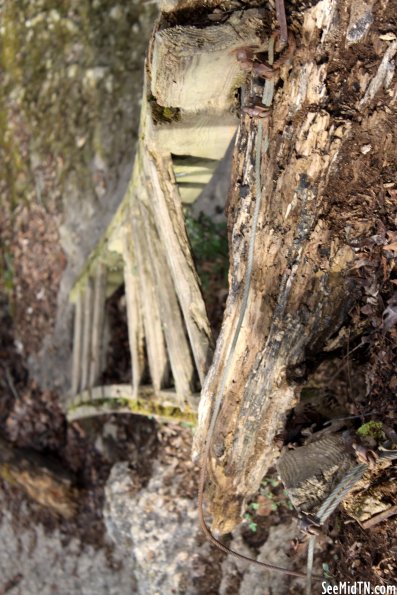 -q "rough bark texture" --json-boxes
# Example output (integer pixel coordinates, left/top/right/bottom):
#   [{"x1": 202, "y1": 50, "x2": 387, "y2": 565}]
[{"x1": 193, "y1": 0, "x2": 397, "y2": 532}]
